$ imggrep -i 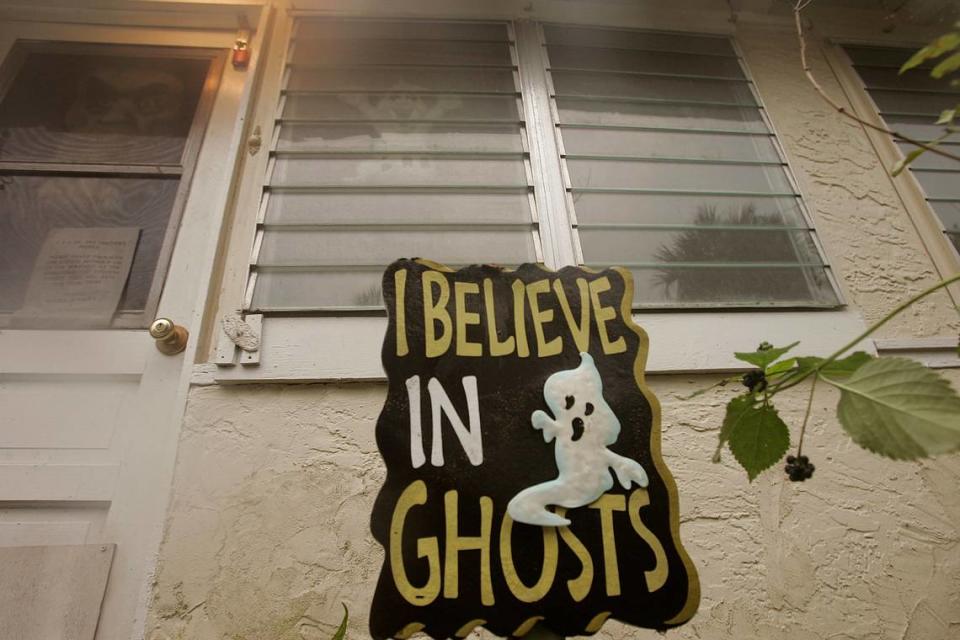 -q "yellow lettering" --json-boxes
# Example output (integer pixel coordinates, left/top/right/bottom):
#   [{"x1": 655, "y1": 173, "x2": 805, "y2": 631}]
[
  {"x1": 526, "y1": 279, "x2": 562, "y2": 357},
  {"x1": 499, "y1": 513, "x2": 558, "y2": 602},
  {"x1": 553, "y1": 278, "x2": 590, "y2": 353},
  {"x1": 444, "y1": 490, "x2": 494, "y2": 605},
  {"x1": 555, "y1": 508, "x2": 594, "y2": 602},
  {"x1": 511, "y1": 279, "x2": 530, "y2": 358},
  {"x1": 423, "y1": 271, "x2": 452, "y2": 358},
  {"x1": 455, "y1": 281, "x2": 482, "y2": 357},
  {"x1": 628, "y1": 489, "x2": 669, "y2": 592},
  {"x1": 589, "y1": 277, "x2": 626, "y2": 355},
  {"x1": 589, "y1": 494, "x2": 626, "y2": 596},
  {"x1": 395, "y1": 269, "x2": 409, "y2": 357},
  {"x1": 483, "y1": 278, "x2": 515, "y2": 356},
  {"x1": 390, "y1": 481, "x2": 440, "y2": 606}
]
